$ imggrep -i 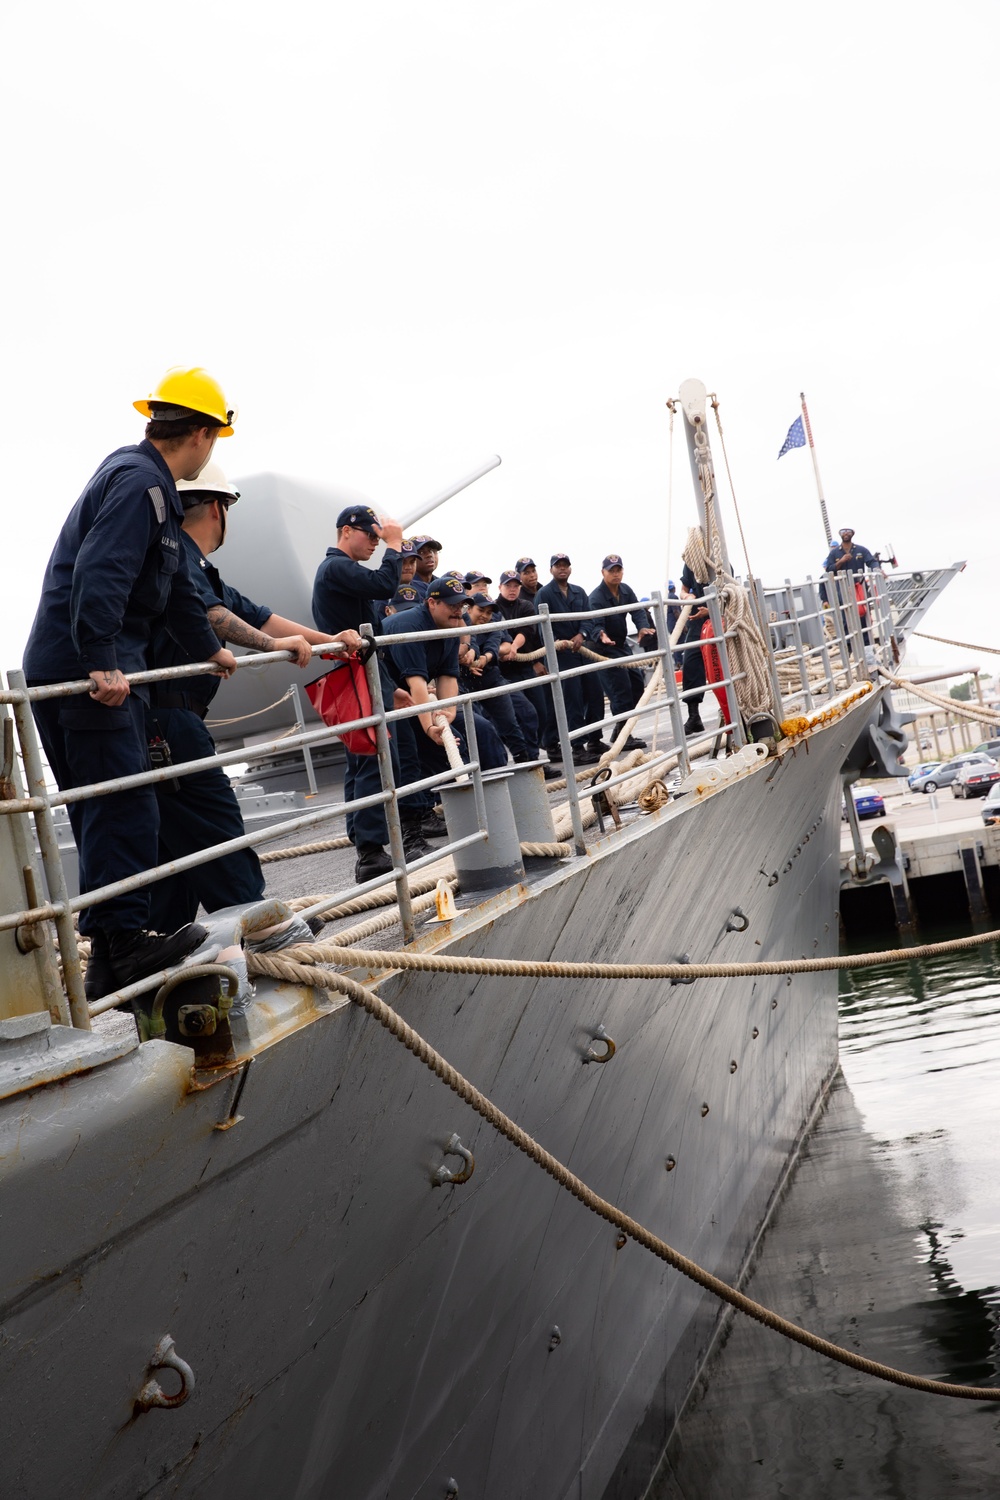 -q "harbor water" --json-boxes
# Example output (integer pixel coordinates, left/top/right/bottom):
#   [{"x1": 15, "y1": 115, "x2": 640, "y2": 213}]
[{"x1": 652, "y1": 917, "x2": 1000, "y2": 1499}]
